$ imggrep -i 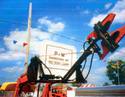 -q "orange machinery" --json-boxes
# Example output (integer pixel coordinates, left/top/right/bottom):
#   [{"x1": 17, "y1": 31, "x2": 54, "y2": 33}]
[{"x1": 12, "y1": 13, "x2": 125, "y2": 97}]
